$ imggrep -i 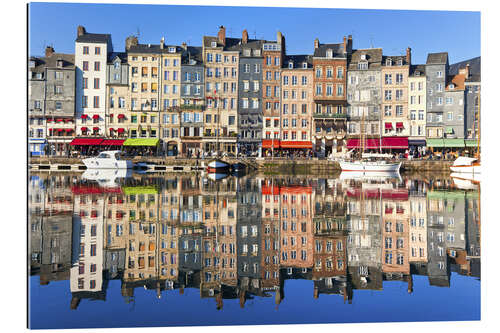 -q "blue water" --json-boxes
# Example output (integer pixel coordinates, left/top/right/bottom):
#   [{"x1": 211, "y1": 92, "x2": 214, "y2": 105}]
[{"x1": 29, "y1": 273, "x2": 479, "y2": 329}]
